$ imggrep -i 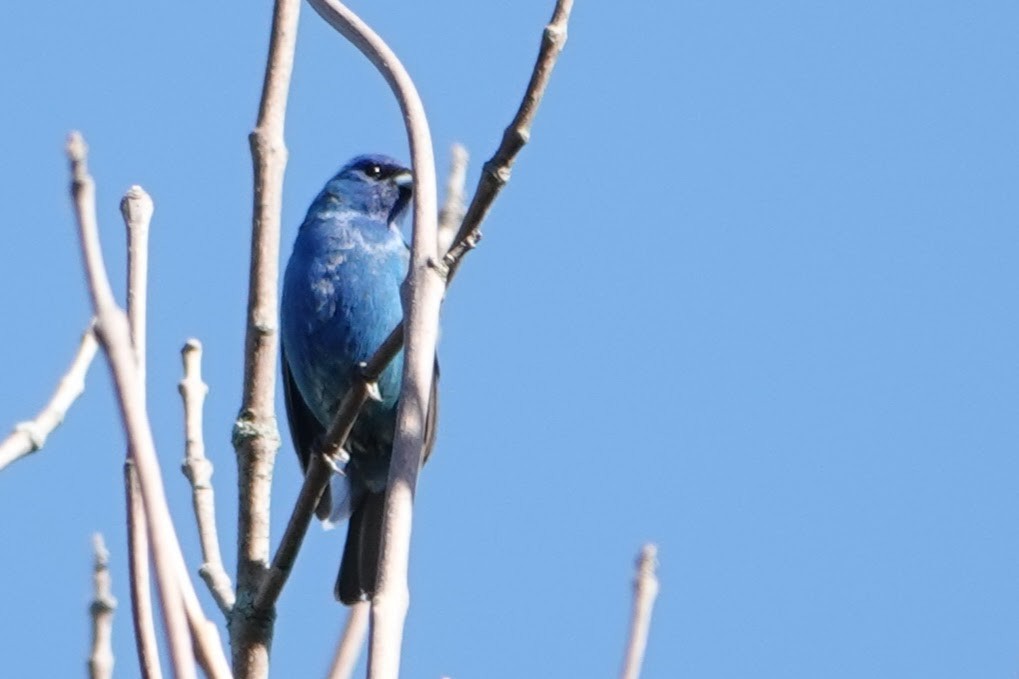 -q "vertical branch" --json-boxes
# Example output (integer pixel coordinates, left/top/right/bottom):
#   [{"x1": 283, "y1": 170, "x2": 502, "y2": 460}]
[
  {"x1": 619, "y1": 544, "x2": 659, "y2": 679},
  {"x1": 302, "y1": 5, "x2": 439, "y2": 678},
  {"x1": 325, "y1": 602, "x2": 369, "y2": 679},
  {"x1": 232, "y1": 0, "x2": 300, "y2": 676},
  {"x1": 67, "y1": 132, "x2": 197, "y2": 679},
  {"x1": 437, "y1": 143, "x2": 468, "y2": 255},
  {"x1": 120, "y1": 185, "x2": 165, "y2": 679},
  {"x1": 122, "y1": 186, "x2": 152, "y2": 390},
  {"x1": 180, "y1": 339, "x2": 235, "y2": 615},
  {"x1": 88, "y1": 533, "x2": 117, "y2": 679},
  {"x1": 125, "y1": 461, "x2": 165, "y2": 679}
]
